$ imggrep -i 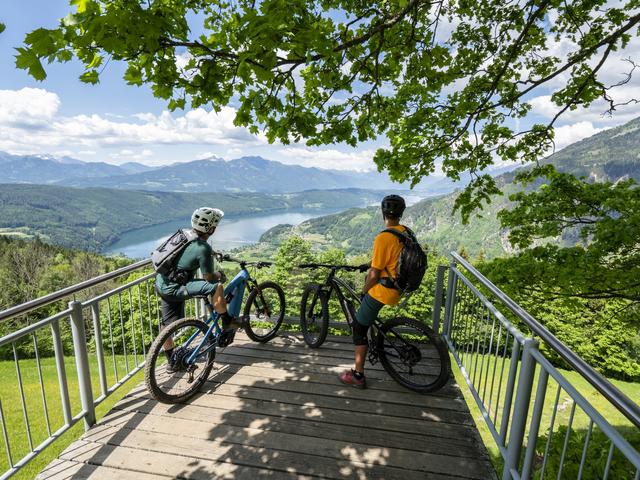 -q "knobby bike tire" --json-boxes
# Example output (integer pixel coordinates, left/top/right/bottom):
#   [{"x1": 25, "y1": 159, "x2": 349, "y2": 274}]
[
  {"x1": 145, "y1": 318, "x2": 216, "y2": 404},
  {"x1": 376, "y1": 316, "x2": 451, "y2": 393},
  {"x1": 243, "y1": 281, "x2": 286, "y2": 343},
  {"x1": 300, "y1": 284, "x2": 329, "y2": 348}
]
